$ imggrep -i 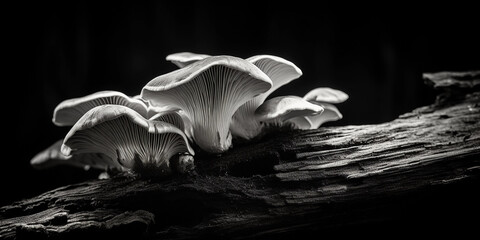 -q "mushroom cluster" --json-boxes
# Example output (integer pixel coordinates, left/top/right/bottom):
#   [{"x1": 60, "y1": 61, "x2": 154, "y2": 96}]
[{"x1": 31, "y1": 53, "x2": 348, "y2": 176}]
